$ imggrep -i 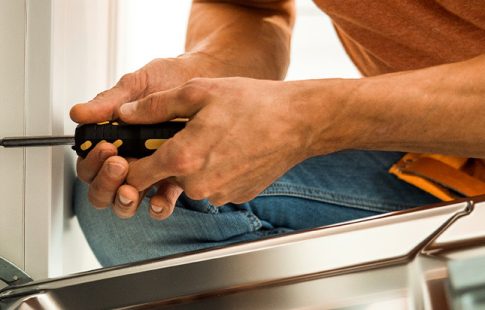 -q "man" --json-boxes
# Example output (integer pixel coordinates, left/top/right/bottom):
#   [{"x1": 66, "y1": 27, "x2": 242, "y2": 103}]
[{"x1": 70, "y1": 0, "x2": 485, "y2": 267}]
